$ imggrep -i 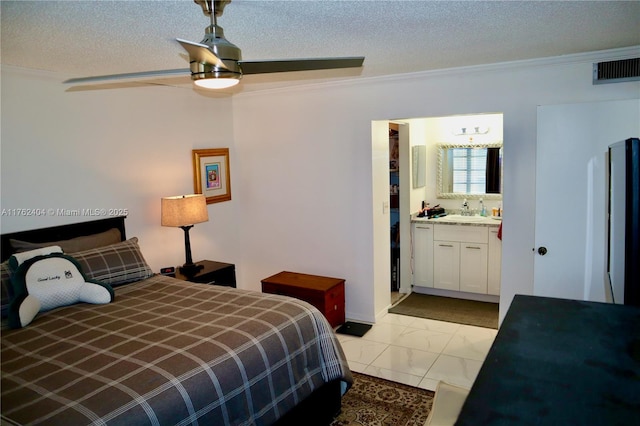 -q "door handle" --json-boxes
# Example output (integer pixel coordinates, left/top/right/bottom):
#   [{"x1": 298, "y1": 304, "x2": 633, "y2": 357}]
[{"x1": 537, "y1": 247, "x2": 548, "y2": 256}]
